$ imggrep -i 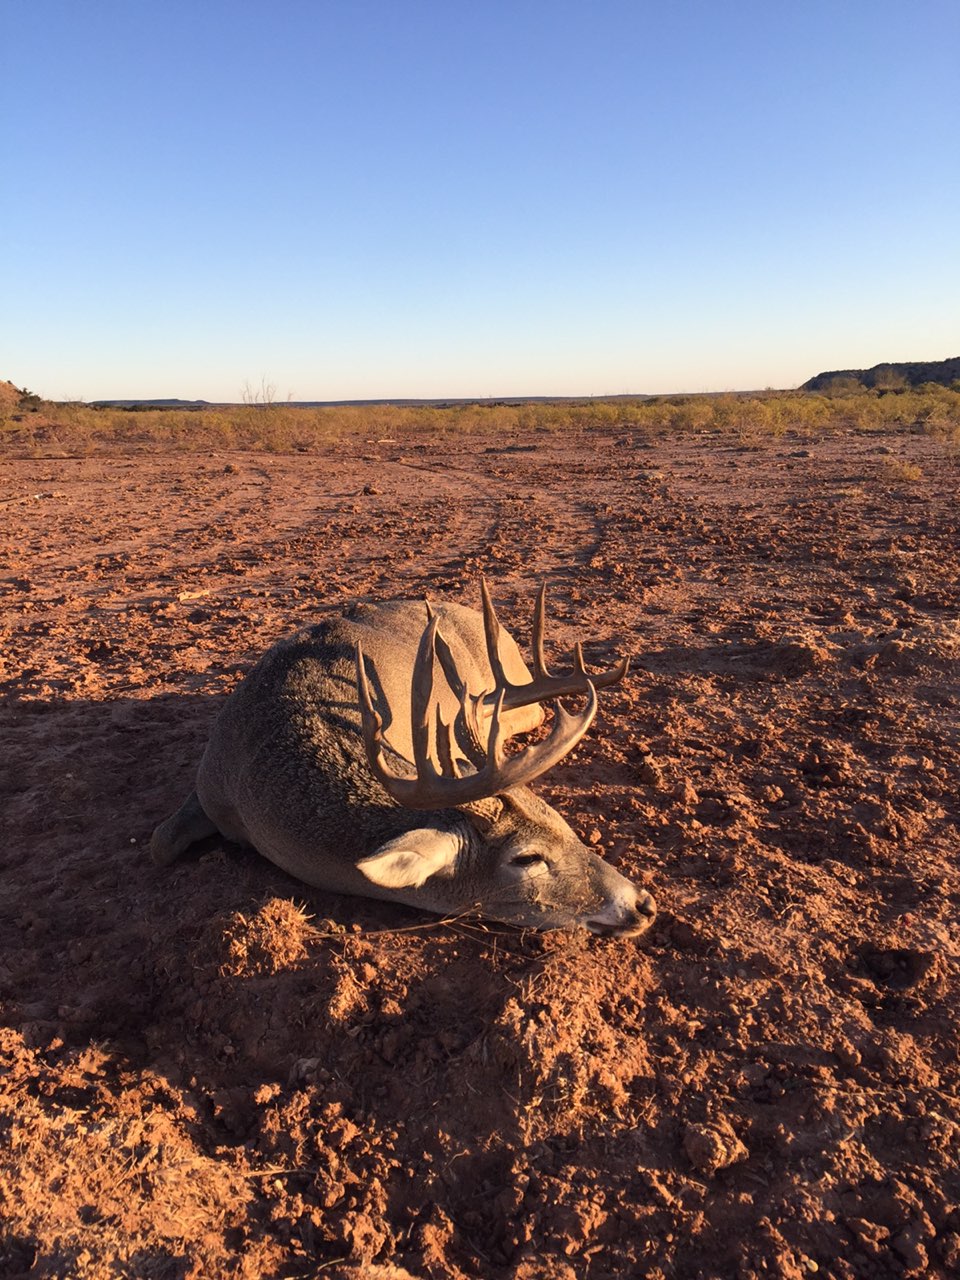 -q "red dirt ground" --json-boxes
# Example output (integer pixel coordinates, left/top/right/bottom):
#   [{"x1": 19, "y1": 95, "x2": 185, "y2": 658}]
[{"x1": 2, "y1": 425, "x2": 959, "y2": 1279}]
